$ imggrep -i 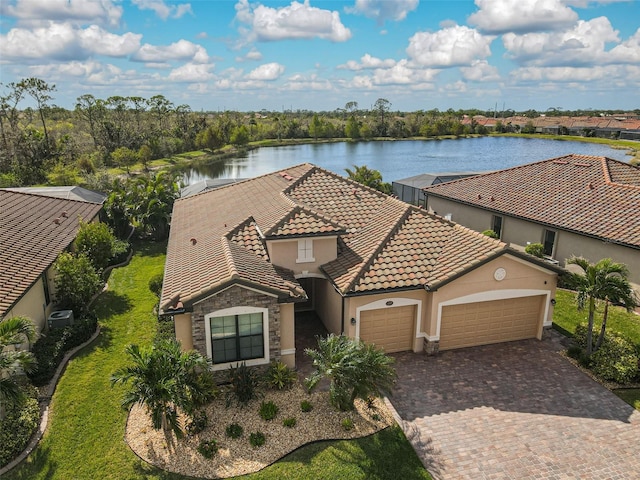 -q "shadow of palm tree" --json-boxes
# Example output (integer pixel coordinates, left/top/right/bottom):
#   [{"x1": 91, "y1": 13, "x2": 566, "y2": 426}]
[
  {"x1": 93, "y1": 290, "x2": 132, "y2": 319},
  {"x1": 4, "y1": 445, "x2": 57, "y2": 480}
]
